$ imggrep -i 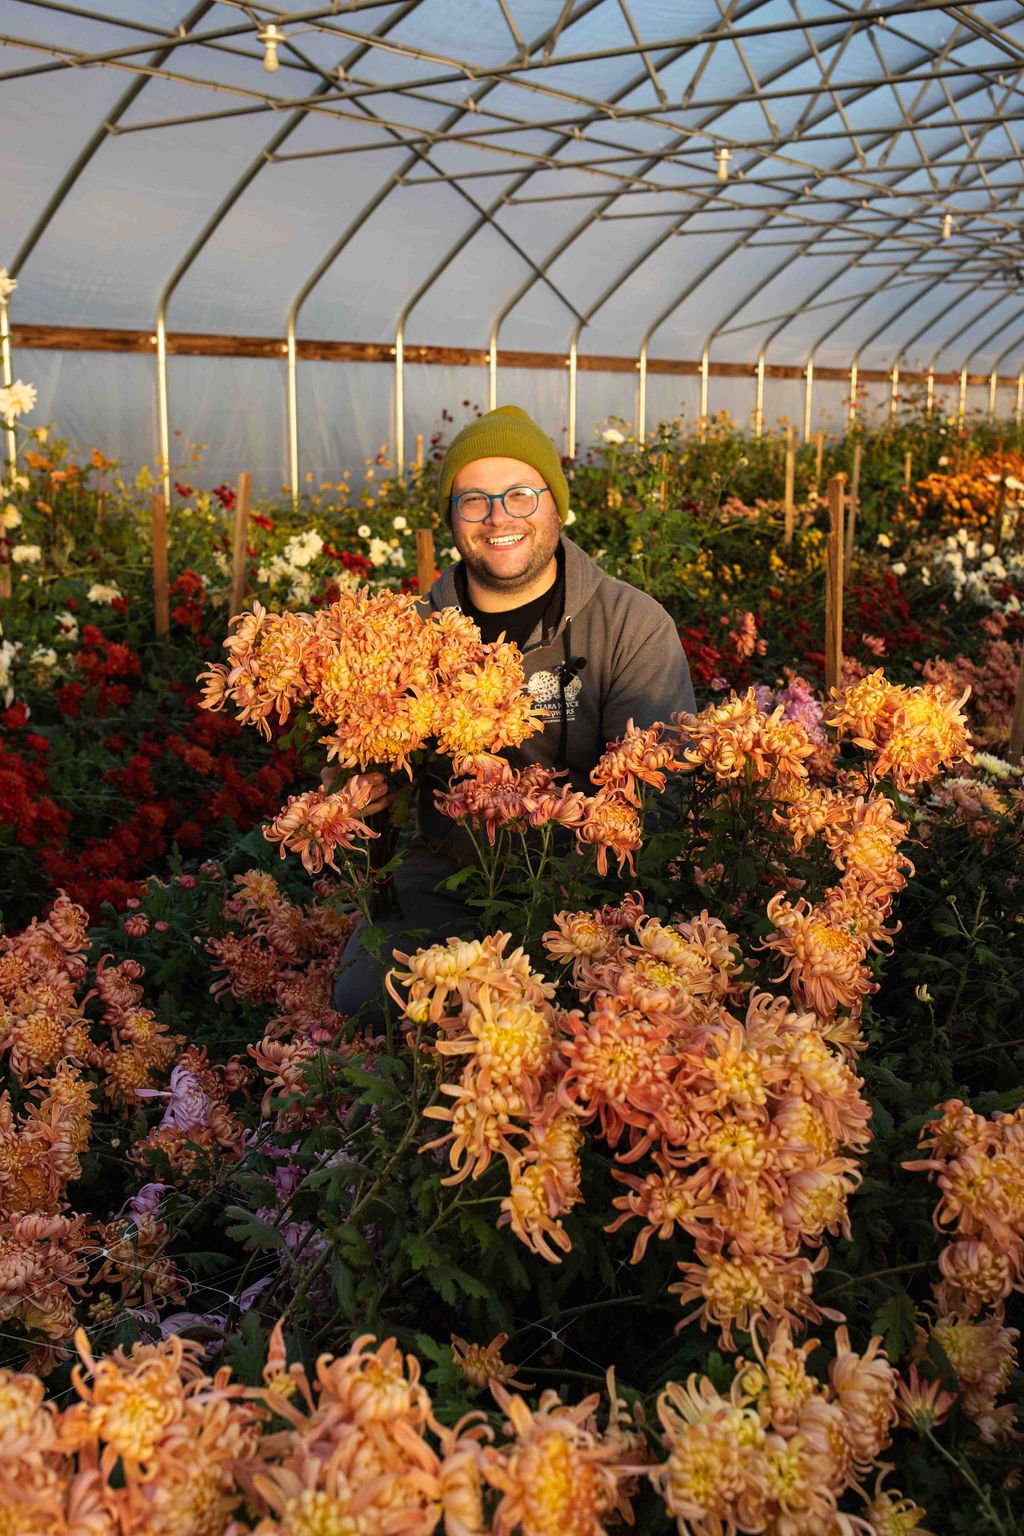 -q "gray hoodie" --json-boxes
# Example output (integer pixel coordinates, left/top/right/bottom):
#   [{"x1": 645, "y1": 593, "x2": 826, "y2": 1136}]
[{"x1": 425, "y1": 535, "x2": 695, "y2": 794}]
